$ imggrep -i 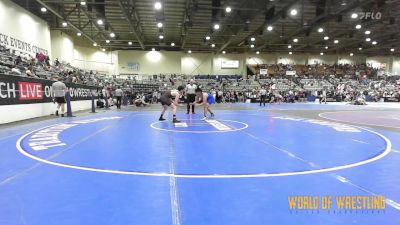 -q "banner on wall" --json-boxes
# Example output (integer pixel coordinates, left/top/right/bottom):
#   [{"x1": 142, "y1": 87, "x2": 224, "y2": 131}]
[
  {"x1": 0, "y1": 74, "x2": 99, "y2": 105},
  {"x1": 260, "y1": 68, "x2": 268, "y2": 75},
  {"x1": 221, "y1": 60, "x2": 240, "y2": 69},
  {"x1": 286, "y1": 71, "x2": 296, "y2": 76},
  {"x1": 127, "y1": 62, "x2": 140, "y2": 71},
  {"x1": 0, "y1": 32, "x2": 49, "y2": 56}
]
